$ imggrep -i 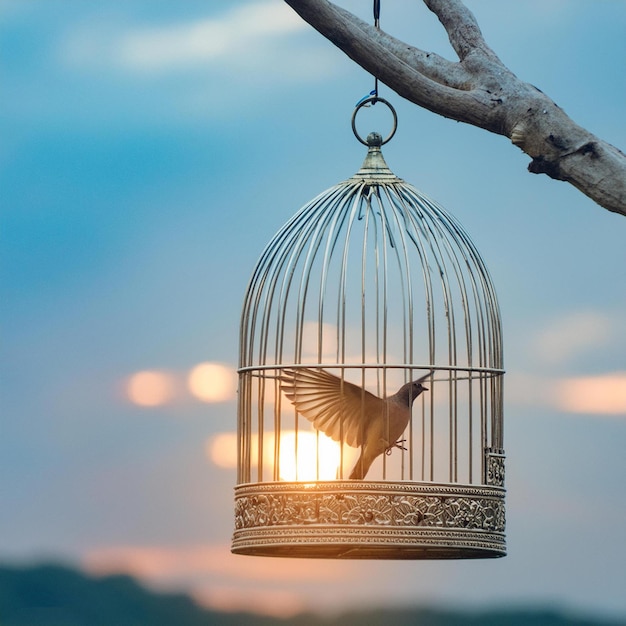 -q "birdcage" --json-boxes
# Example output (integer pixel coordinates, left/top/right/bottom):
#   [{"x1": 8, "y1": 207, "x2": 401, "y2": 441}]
[{"x1": 232, "y1": 98, "x2": 505, "y2": 559}]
